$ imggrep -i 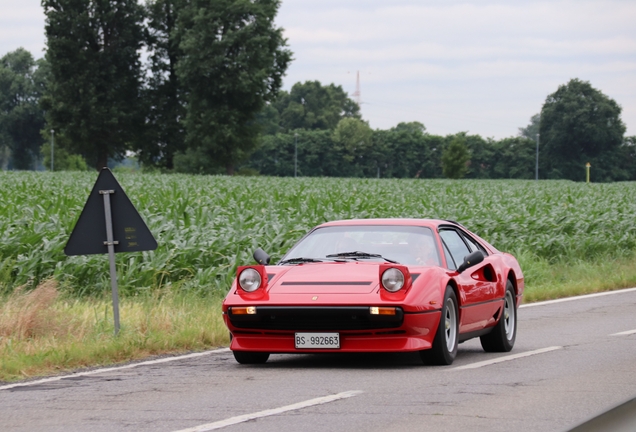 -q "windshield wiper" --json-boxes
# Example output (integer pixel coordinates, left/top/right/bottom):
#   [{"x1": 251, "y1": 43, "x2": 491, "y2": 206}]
[
  {"x1": 278, "y1": 257, "x2": 324, "y2": 265},
  {"x1": 325, "y1": 251, "x2": 399, "y2": 264}
]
